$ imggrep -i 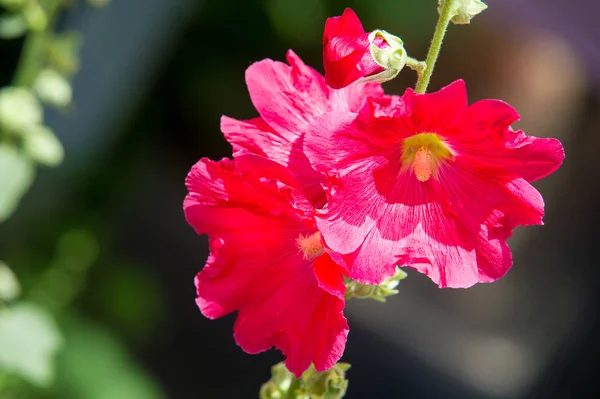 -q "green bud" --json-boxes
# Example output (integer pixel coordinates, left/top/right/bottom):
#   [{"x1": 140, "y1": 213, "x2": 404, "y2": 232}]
[
  {"x1": 260, "y1": 363, "x2": 295, "y2": 399},
  {"x1": 301, "y1": 363, "x2": 350, "y2": 399},
  {"x1": 260, "y1": 363, "x2": 350, "y2": 399},
  {"x1": 345, "y1": 267, "x2": 407, "y2": 302},
  {"x1": 366, "y1": 30, "x2": 407, "y2": 84},
  {"x1": 439, "y1": 0, "x2": 487, "y2": 25},
  {"x1": 0, "y1": 144, "x2": 35, "y2": 223},
  {"x1": 0, "y1": 262, "x2": 21, "y2": 302},
  {"x1": 22, "y1": 124, "x2": 64, "y2": 167},
  {"x1": 0, "y1": 87, "x2": 42, "y2": 134},
  {"x1": 23, "y1": 0, "x2": 47, "y2": 31},
  {"x1": 46, "y1": 33, "x2": 82, "y2": 76},
  {"x1": 0, "y1": 13, "x2": 28, "y2": 39},
  {"x1": 34, "y1": 69, "x2": 73, "y2": 108}
]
